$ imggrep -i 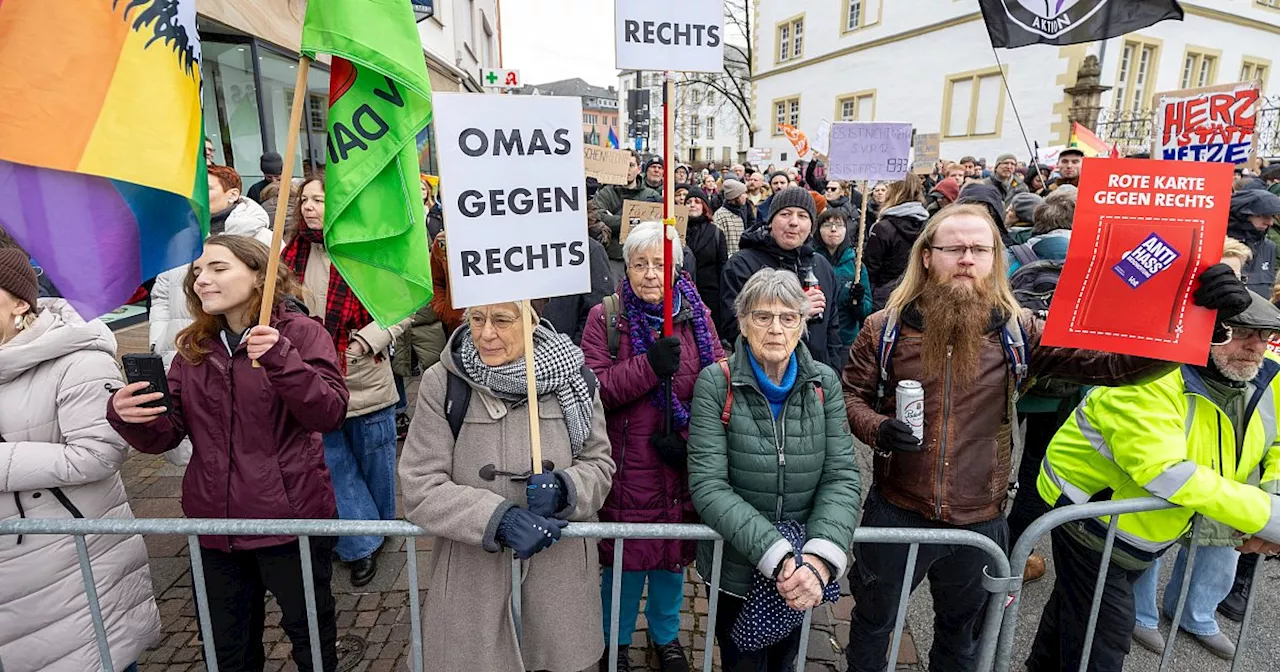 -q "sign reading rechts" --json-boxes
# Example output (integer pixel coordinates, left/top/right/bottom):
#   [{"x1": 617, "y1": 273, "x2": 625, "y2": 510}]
[
  {"x1": 584, "y1": 146, "x2": 632, "y2": 186},
  {"x1": 615, "y1": 0, "x2": 723, "y2": 73},
  {"x1": 1153, "y1": 81, "x2": 1260, "y2": 165},
  {"x1": 1041, "y1": 157, "x2": 1234, "y2": 365},
  {"x1": 434, "y1": 93, "x2": 591, "y2": 308},
  {"x1": 826, "y1": 122, "x2": 913, "y2": 181}
]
